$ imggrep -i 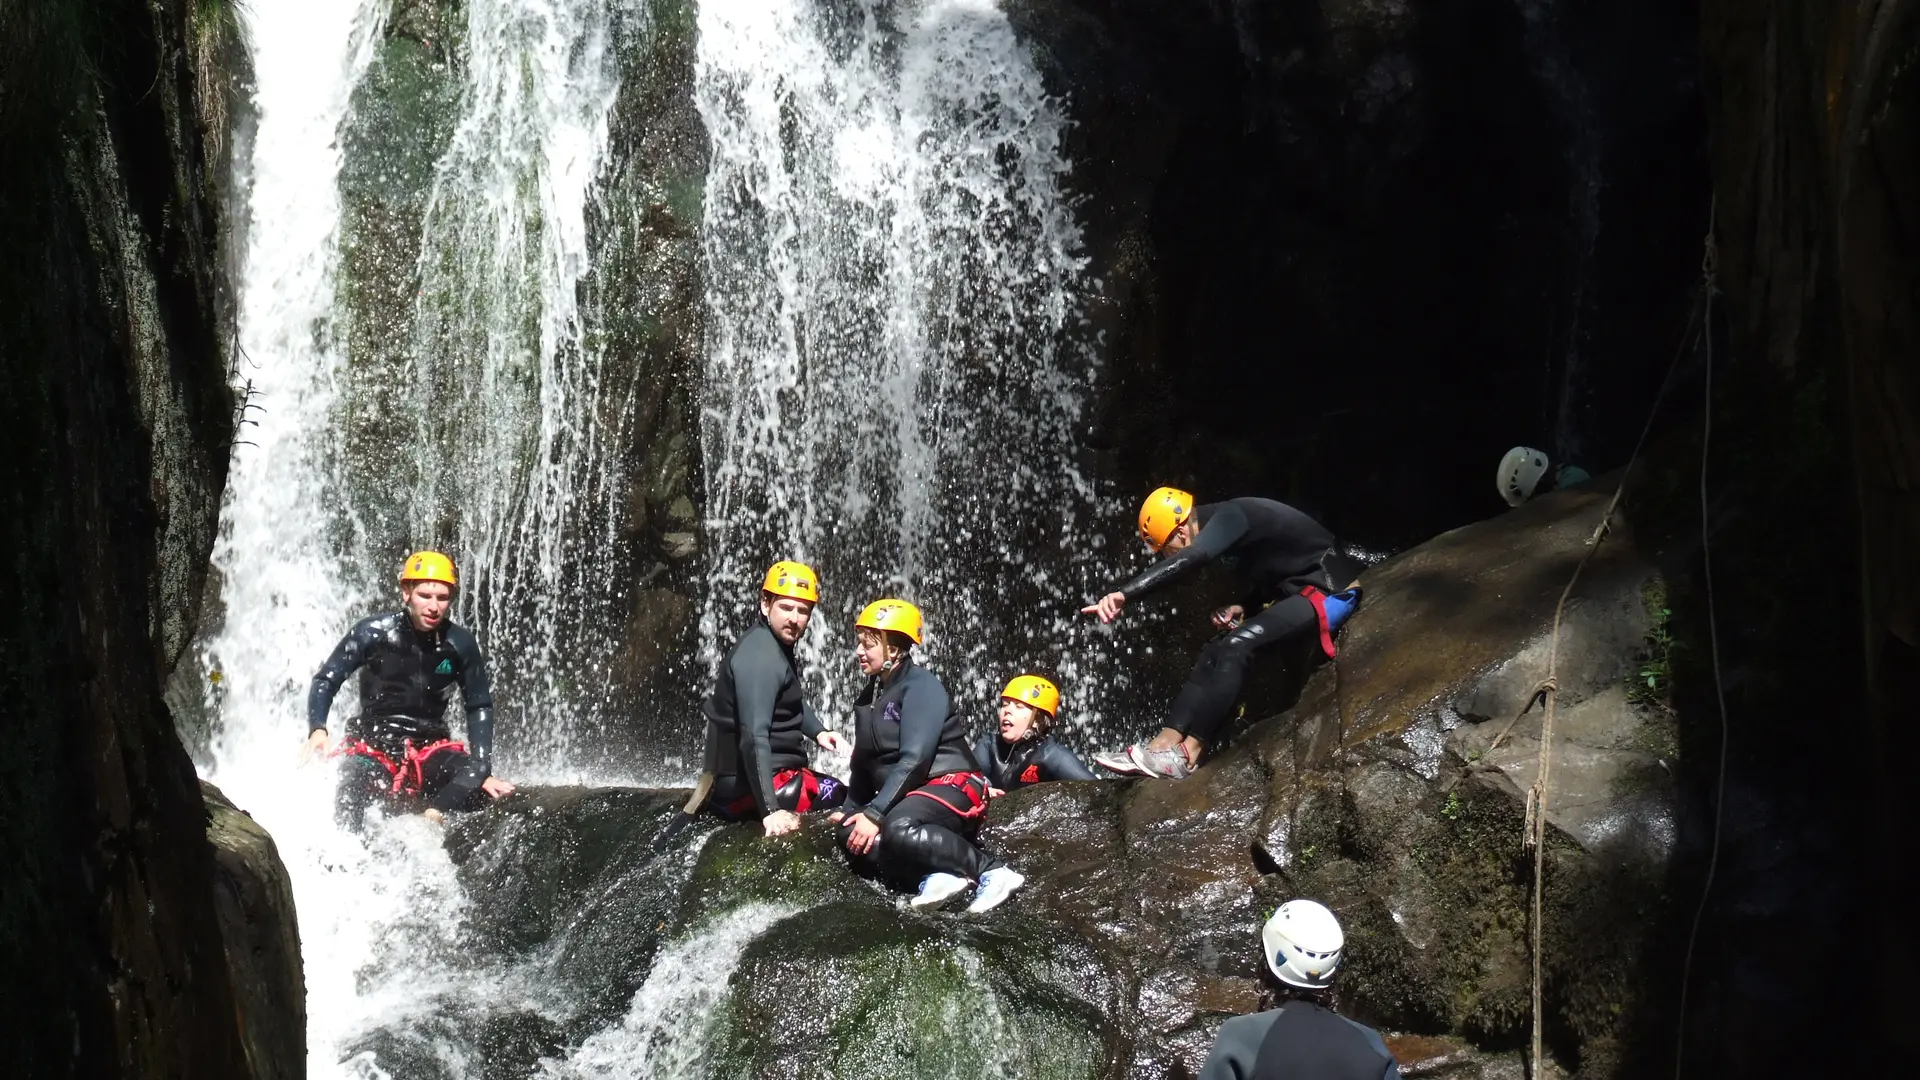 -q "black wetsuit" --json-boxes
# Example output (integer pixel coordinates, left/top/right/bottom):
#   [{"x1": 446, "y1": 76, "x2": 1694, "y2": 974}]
[
  {"x1": 1114, "y1": 498, "x2": 1343, "y2": 743},
  {"x1": 973, "y1": 732, "x2": 1095, "y2": 792},
  {"x1": 844, "y1": 657, "x2": 998, "y2": 884},
  {"x1": 1199, "y1": 1001, "x2": 1402, "y2": 1080},
  {"x1": 700, "y1": 623, "x2": 845, "y2": 819},
  {"x1": 308, "y1": 612, "x2": 494, "y2": 827}
]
